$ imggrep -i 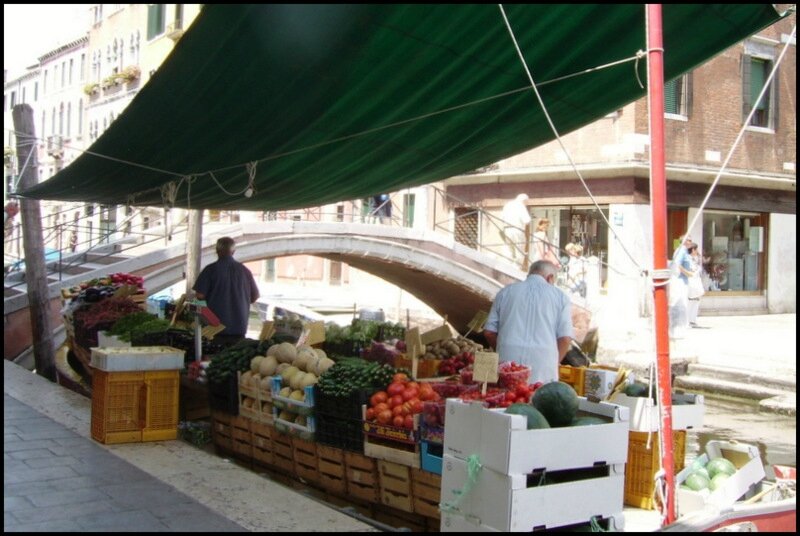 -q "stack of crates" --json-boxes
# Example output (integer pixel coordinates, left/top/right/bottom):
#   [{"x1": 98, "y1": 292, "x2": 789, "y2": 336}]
[
  {"x1": 439, "y1": 398, "x2": 630, "y2": 532},
  {"x1": 90, "y1": 346, "x2": 183, "y2": 444}
]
